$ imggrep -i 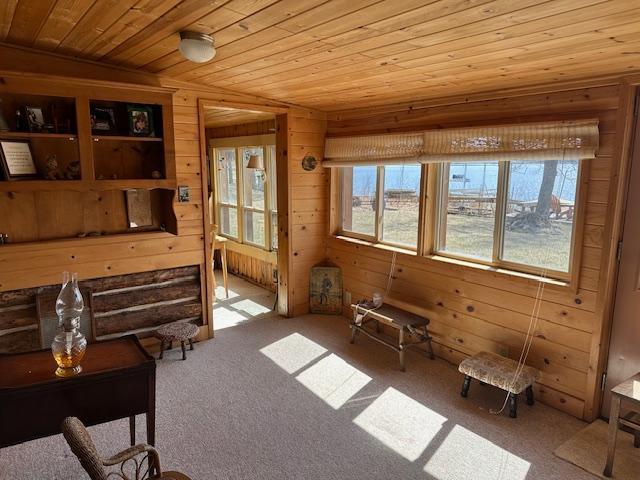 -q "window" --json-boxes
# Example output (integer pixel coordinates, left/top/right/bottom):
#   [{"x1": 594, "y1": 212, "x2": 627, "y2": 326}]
[
  {"x1": 242, "y1": 146, "x2": 266, "y2": 247},
  {"x1": 337, "y1": 159, "x2": 582, "y2": 278},
  {"x1": 340, "y1": 164, "x2": 422, "y2": 249},
  {"x1": 212, "y1": 135, "x2": 277, "y2": 251},
  {"x1": 436, "y1": 160, "x2": 580, "y2": 275},
  {"x1": 268, "y1": 145, "x2": 278, "y2": 250},
  {"x1": 437, "y1": 162, "x2": 499, "y2": 261},
  {"x1": 216, "y1": 148, "x2": 238, "y2": 238}
]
